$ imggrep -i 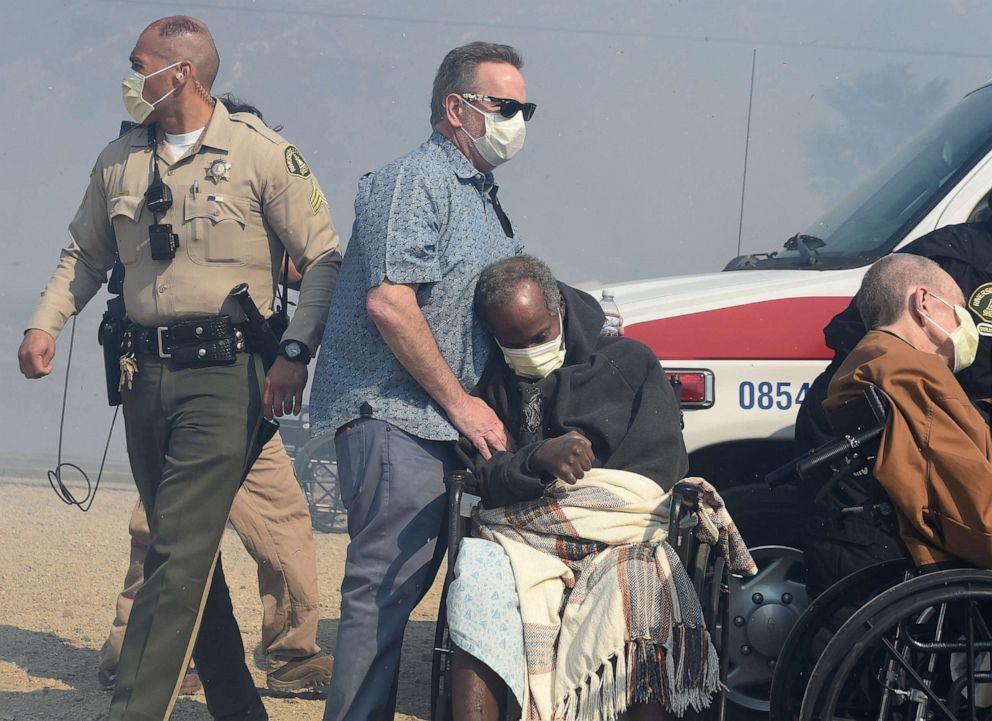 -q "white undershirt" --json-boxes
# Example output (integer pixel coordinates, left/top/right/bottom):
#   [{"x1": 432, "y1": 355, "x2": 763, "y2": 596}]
[{"x1": 163, "y1": 127, "x2": 205, "y2": 162}]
